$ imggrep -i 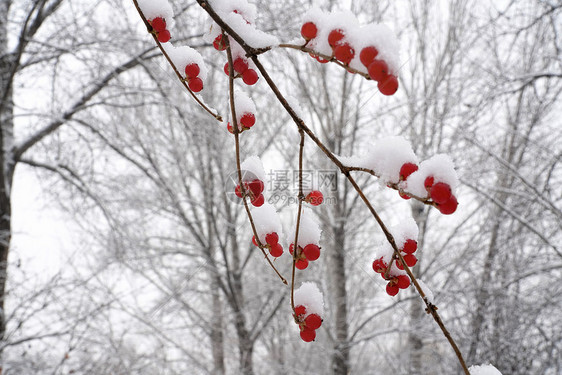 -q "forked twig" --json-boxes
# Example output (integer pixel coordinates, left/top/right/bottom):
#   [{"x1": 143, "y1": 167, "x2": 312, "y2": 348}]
[{"x1": 132, "y1": 0, "x2": 222, "y2": 121}]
